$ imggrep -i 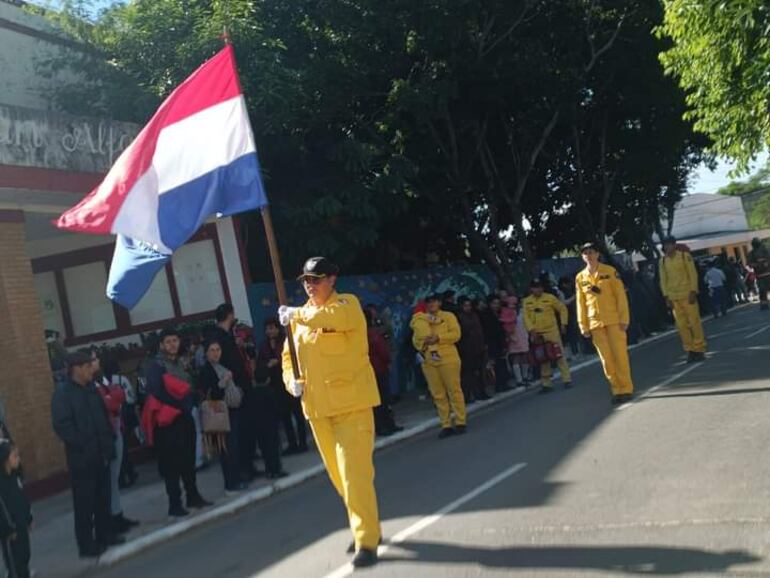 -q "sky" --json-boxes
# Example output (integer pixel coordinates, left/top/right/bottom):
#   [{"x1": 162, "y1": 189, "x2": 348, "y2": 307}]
[{"x1": 689, "y1": 151, "x2": 769, "y2": 195}]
